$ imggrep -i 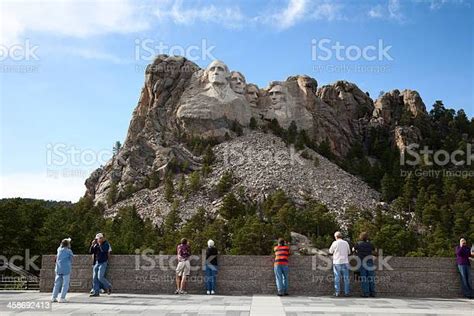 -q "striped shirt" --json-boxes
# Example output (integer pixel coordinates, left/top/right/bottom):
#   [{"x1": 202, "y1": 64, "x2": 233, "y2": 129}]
[{"x1": 274, "y1": 245, "x2": 290, "y2": 266}]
